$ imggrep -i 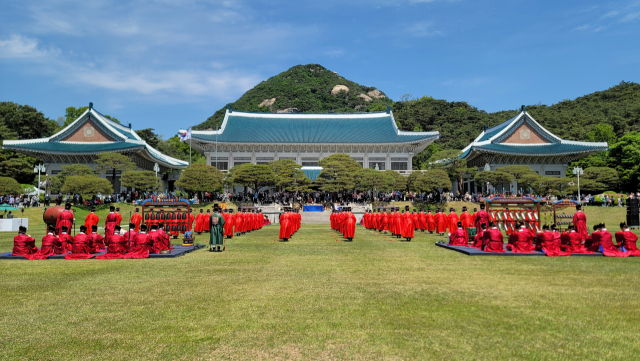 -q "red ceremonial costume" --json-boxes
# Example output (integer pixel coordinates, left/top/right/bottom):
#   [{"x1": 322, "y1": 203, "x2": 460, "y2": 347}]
[
  {"x1": 224, "y1": 212, "x2": 235, "y2": 238},
  {"x1": 484, "y1": 227, "x2": 505, "y2": 253},
  {"x1": 343, "y1": 212, "x2": 356, "y2": 239},
  {"x1": 125, "y1": 232, "x2": 154, "y2": 259},
  {"x1": 378, "y1": 212, "x2": 388, "y2": 232},
  {"x1": 28, "y1": 233, "x2": 64, "y2": 260},
  {"x1": 436, "y1": 212, "x2": 447, "y2": 234},
  {"x1": 599, "y1": 229, "x2": 630, "y2": 257},
  {"x1": 447, "y1": 212, "x2": 459, "y2": 234},
  {"x1": 448, "y1": 228, "x2": 468, "y2": 246},
  {"x1": 123, "y1": 229, "x2": 138, "y2": 250},
  {"x1": 616, "y1": 230, "x2": 640, "y2": 256},
  {"x1": 150, "y1": 230, "x2": 171, "y2": 253},
  {"x1": 472, "y1": 229, "x2": 486, "y2": 250},
  {"x1": 418, "y1": 211, "x2": 427, "y2": 231},
  {"x1": 65, "y1": 233, "x2": 94, "y2": 259},
  {"x1": 131, "y1": 212, "x2": 142, "y2": 233},
  {"x1": 565, "y1": 230, "x2": 592, "y2": 253},
  {"x1": 203, "y1": 212, "x2": 212, "y2": 232},
  {"x1": 59, "y1": 232, "x2": 73, "y2": 252},
  {"x1": 460, "y1": 211, "x2": 472, "y2": 230},
  {"x1": 105, "y1": 212, "x2": 119, "y2": 240},
  {"x1": 90, "y1": 232, "x2": 106, "y2": 252},
  {"x1": 195, "y1": 212, "x2": 205, "y2": 233},
  {"x1": 56, "y1": 209, "x2": 74, "y2": 235},
  {"x1": 538, "y1": 231, "x2": 571, "y2": 257},
  {"x1": 426, "y1": 212, "x2": 435, "y2": 232},
  {"x1": 572, "y1": 211, "x2": 588, "y2": 241},
  {"x1": 511, "y1": 227, "x2": 535, "y2": 253},
  {"x1": 12, "y1": 233, "x2": 38, "y2": 257},
  {"x1": 474, "y1": 210, "x2": 490, "y2": 233},
  {"x1": 96, "y1": 233, "x2": 129, "y2": 259},
  {"x1": 402, "y1": 212, "x2": 415, "y2": 239},
  {"x1": 279, "y1": 213, "x2": 290, "y2": 240},
  {"x1": 84, "y1": 212, "x2": 99, "y2": 231}
]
